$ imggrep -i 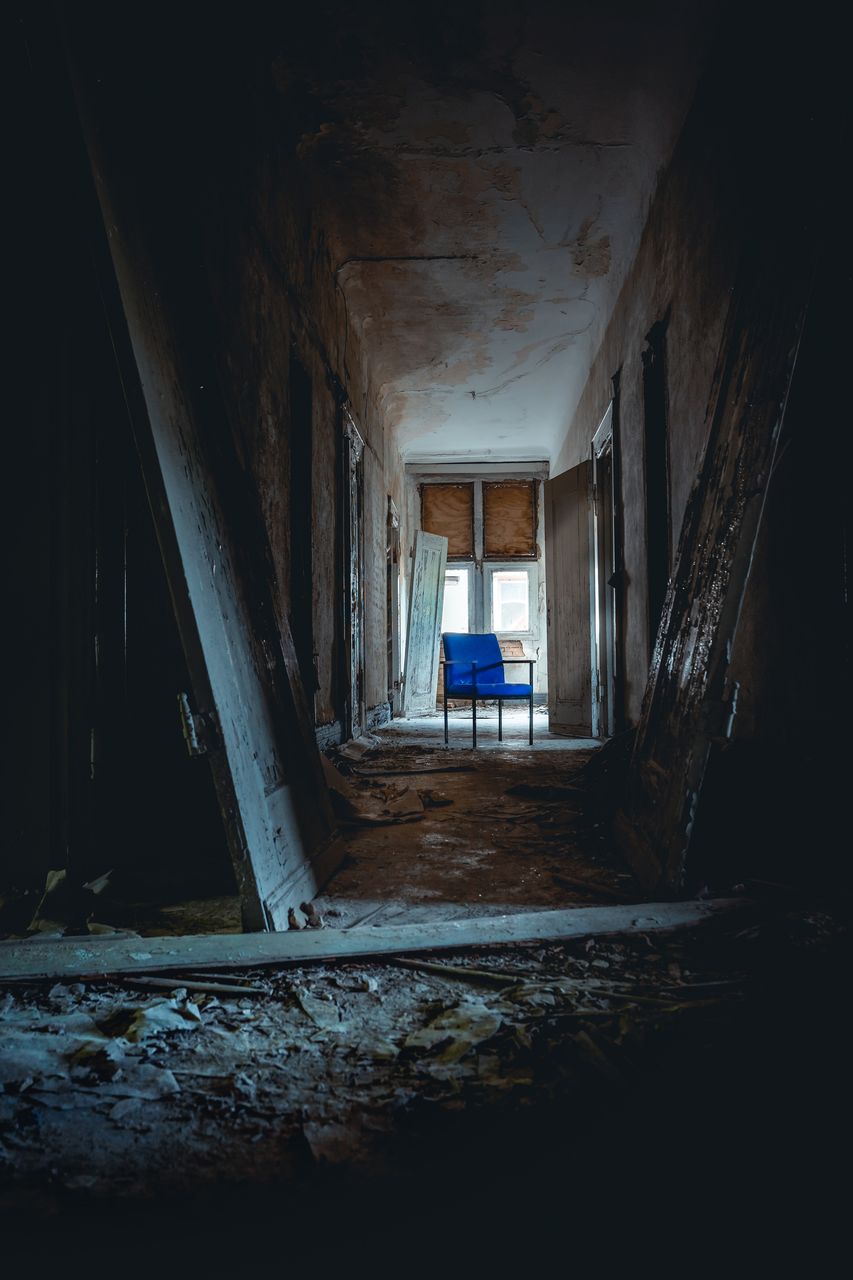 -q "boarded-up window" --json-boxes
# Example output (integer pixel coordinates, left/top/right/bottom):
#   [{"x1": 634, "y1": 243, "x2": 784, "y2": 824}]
[
  {"x1": 483, "y1": 481, "x2": 536, "y2": 558},
  {"x1": 421, "y1": 484, "x2": 474, "y2": 558}
]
